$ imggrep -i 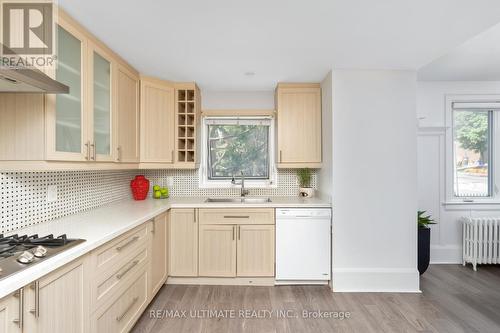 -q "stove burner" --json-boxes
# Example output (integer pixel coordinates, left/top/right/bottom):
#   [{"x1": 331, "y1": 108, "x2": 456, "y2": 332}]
[{"x1": 0, "y1": 233, "x2": 85, "y2": 281}]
